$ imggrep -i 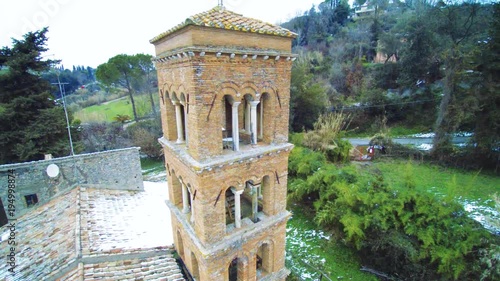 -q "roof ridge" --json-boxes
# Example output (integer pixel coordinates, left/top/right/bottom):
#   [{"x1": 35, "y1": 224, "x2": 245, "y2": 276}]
[{"x1": 150, "y1": 6, "x2": 296, "y2": 44}]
